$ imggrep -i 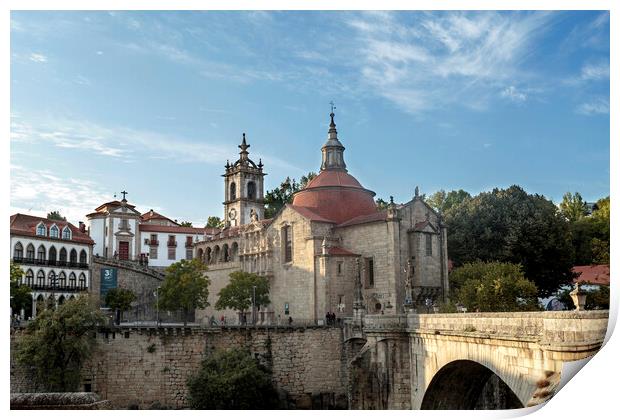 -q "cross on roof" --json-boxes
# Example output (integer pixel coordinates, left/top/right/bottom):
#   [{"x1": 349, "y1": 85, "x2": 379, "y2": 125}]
[
  {"x1": 329, "y1": 100, "x2": 336, "y2": 114},
  {"x1": 121, "y1": 190, "x2": 128, "y2": 201}
]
